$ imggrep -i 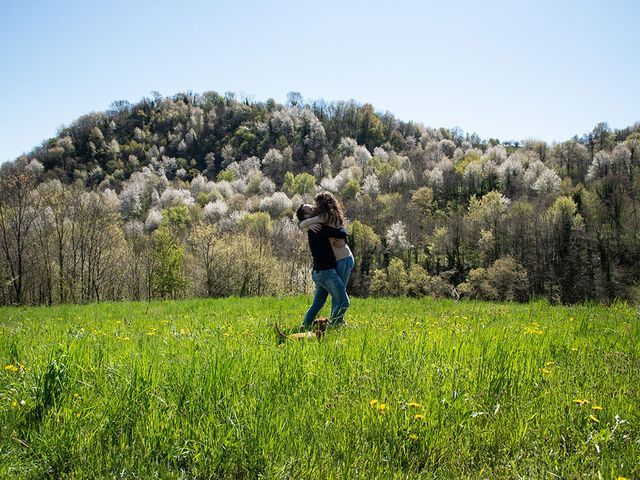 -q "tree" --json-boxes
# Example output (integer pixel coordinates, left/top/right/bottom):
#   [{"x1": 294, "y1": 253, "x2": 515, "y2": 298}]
[
  {"x1": 348, "y1": 221, "x2": 381, "y2": 295},
  {"x1": 0, "y1": 158, "x2": 42, "y2": 304},
  {"x1": 283, "y1": 172, "x2": 316, "y2": 196},
  {"x1": 189, "y1": 223, "x2": 219, "y2": 296},
  {"x1": 468, "y1": 191, "x2": 511, "y2": 265},
  {"x1": 340, "y1": 179, "x2": 361, "y2": 200},
  {"x1": 552, "y1": 140, "x2": 590, "y2": 183},
  {"x1": 151, "y1": 227, "x2": 186, "y2": 299},
  {"x1": 37, "y1": 181, "x2": 75, "y2": 304},
  {"x1": 543, "y1": 196, "x2": 587, "y2": 302}
]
